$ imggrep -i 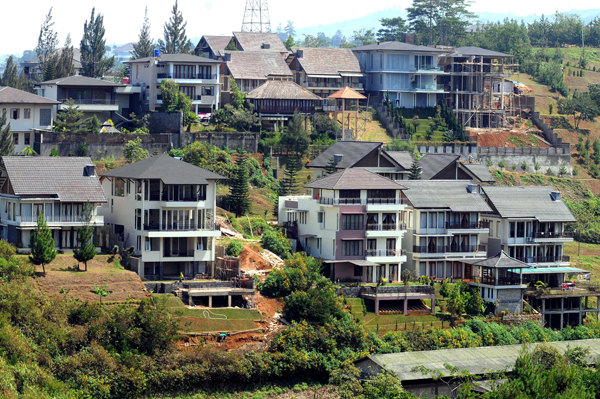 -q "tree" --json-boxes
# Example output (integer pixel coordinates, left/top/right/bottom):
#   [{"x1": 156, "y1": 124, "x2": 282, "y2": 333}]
[
  {"x1": 284, "y1": 20, "x2": 296, "y2": 37},
  {"x1": 285, "y1": 35, "x2": 296, "y2": 51},
  {"x1": 557, "y1": 94, "x2": 599, "y2": 129},
  {"x1": 90, "y1": 284, "x2": 113, "y2": 304},
  {"x1": 1, "y1": 56, "x2": 18, "y2": 88},
  {"x1": 407, "y1": 0, "x2": 476, "y2": 46},
  {"x1": 21, "y1": 146, "x2": 37, "y2": 156},
  {"x1": 446, "y1": 282, "x2": 465, "y2": 322},
  {"x1": 35, "y1": 8, "x2": 59, "y2": 82},
  {"x1": 280, "y1": 112, "x2": 310, "y2": 155},
  {"x1": 230, "y1": 79, "x2": 245, "y2": 110},
  {"x1": 159, "y1": 79, "x2": 196, "y2": 130},
  {"x1": 158, "y1": 0, "x2": 192, "y2": 54},
  {"x1": 331, "y1": 30, "x2": 344, "y2": 47},
  {"x1": 53, "y1": 100, "x2": 100, "y2": 134},
  {"x1": 29, "y1": 212, "x2": 56, "y2": 275},
  {"x1": 73, "y1": 202, "x2": 97, "y2": 272},
  {"x1": 226, "y1": 241, "x2": 243, "y2": 257},
  {"x1": 55, "y1": 35, "x2": 75, "y2": 79},
  {"x1": 227, "y1": 155, "x2": 251, "y2": 217},
  {"x1": 279, "y1": 153, "x2": 302, "y2": 196},
  {"x1": 324, "y1": 157, "x2": 338, "y2": 175},
  {"x1": 224, "y1": 40, "x2": 238, "y2": 51},
  {"x1": 131, "y1": 7, "x2": 154, "y2": 60},
  {"x1": 301, "y1": 34, "x2": 329, "y2": 48},
  {"x1": 352, "y1": 28, "x2": 376, "y2": 46},
  {"x1": 377, "y1": 17, "x2": 410, "y2": 42},
  {"x1": 80, "y1": 8, "x2": 115, "y2": 77},
  {"x1": 339, "y1": 36, "x2": 356, "y2": 48},
  {"x1": 329, "y1": 360, "x2": 364, "y2": 399},
  {"x1": 275, "y1": 23, "x2": 287, "y2": 41},
  {"x1": 124, "y1": 137, "x2": 149, "y2": 163},
  {"x1": 408, "y1": 150, "x2": 422, "y2": 180},
  {"x1": 0, "y1": 110, "x2": 15, "y2": 157}
]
